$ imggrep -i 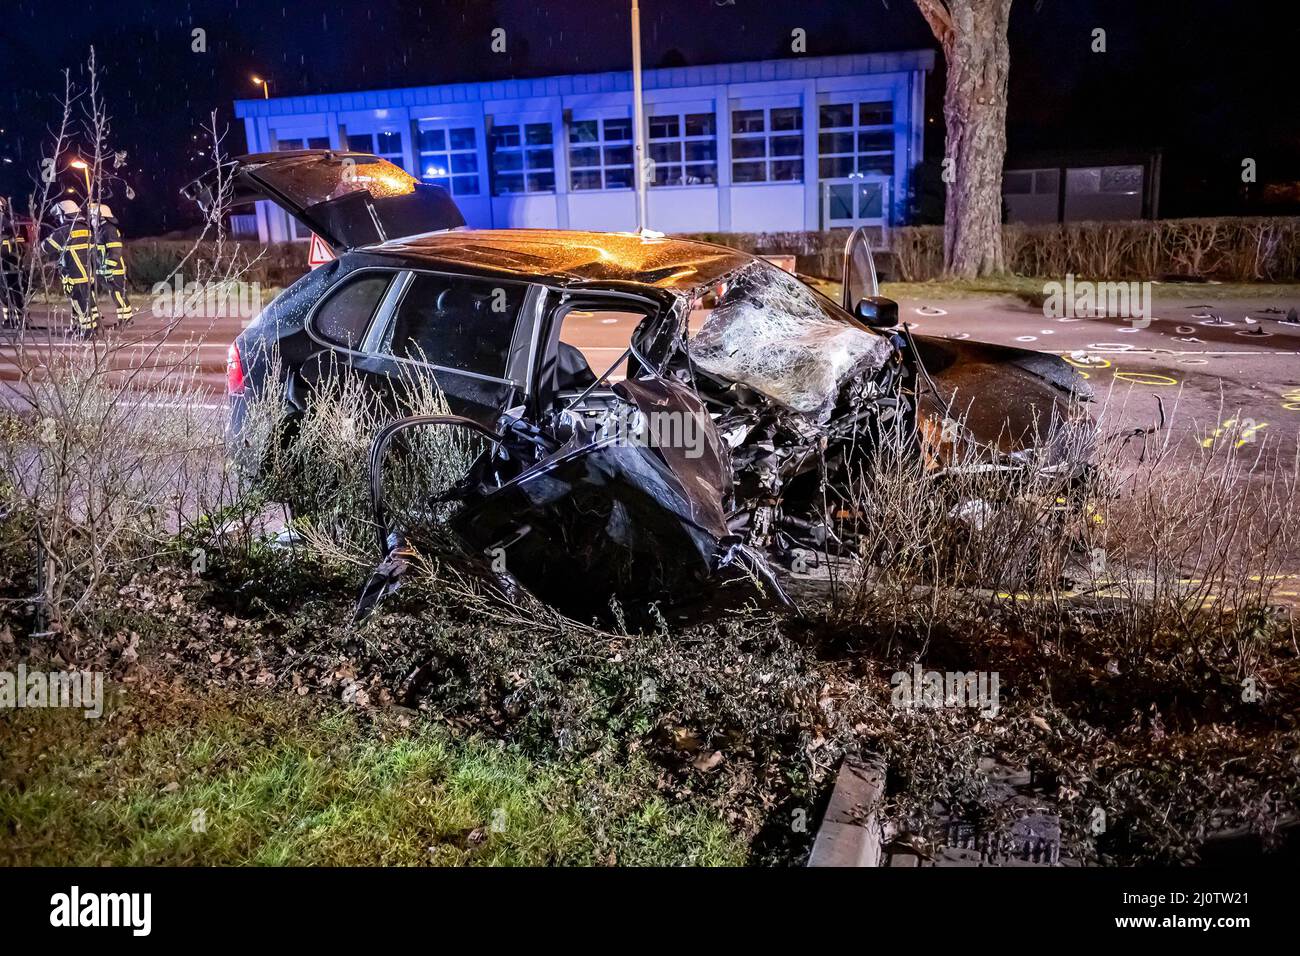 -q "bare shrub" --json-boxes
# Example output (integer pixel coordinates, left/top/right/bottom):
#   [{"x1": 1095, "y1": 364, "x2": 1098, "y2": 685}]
[
  {"x1": 0, "y1": 54, "x2": 263, "y2": 634},
  {"x1": 247, "y1": 355, "x2": 476, "y2": 564},
  {"x1": 836, "y1": 392, "x2": 1299, "y2": 678},
  {"x1": 890, "y1": 227, "x2": 944, "y2": 281},
  {"x1": 840, "y1": 400, "x2": 1097, "y2": 639},
  {"x1": 0, "y1": 354, "x2": 228, "y2": 630},
  {"x1": 1164, "y1": 218, "x2": 1223, "y2": 277},
  {"x1": 689, "y1": 218, "x2": 1300, "y2": 283},
  {"x1": 1075, "y1": 416, "x2": 1300, "y2": 673}
]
